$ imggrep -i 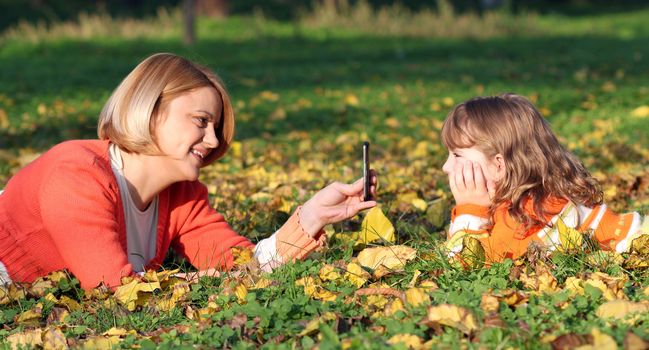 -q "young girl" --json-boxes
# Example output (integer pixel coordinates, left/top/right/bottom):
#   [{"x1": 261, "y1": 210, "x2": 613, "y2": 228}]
[
  {"x1": 0, "y1": 53, "x2": 377, "y2": 289},
  {"x1": 441, "y1": 93, "x2": 646, "y2": 262}
]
